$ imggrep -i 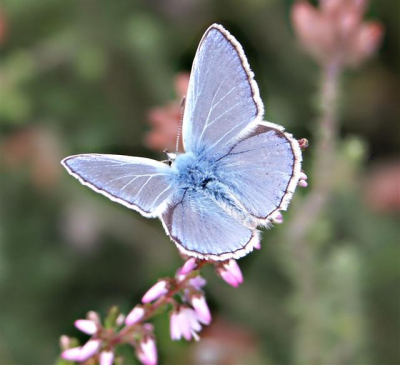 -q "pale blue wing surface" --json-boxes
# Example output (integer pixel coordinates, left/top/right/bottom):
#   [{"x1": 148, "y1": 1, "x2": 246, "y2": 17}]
[
  {"x1": 62, "y1": 154, "x2": 175, "y2": 217},
  {"x1": 215, "y1": 122, "x2": 302, "y2": 221},
  {"x1": 182, "y1": 24, "x2": 263, "y2": 157},
  {"x1": 161, "y1": 189, "x2": 259, "y2": 260}
]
